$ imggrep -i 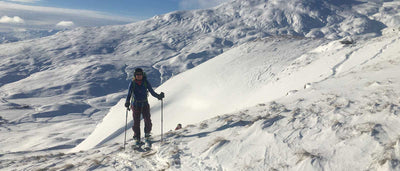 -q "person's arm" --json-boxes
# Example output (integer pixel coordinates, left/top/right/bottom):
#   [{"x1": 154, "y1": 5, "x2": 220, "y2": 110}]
[
  {"x1": 146, "y1": 80, "x2": 164, "y2": 100},
  {"x1": 125, "y1": 81, "x2": 134, "y2": 108}
]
